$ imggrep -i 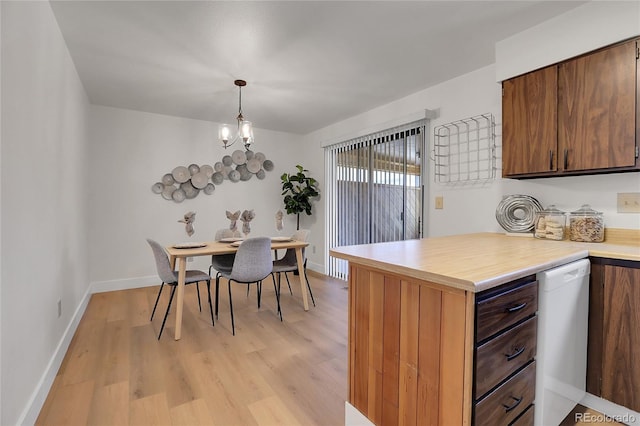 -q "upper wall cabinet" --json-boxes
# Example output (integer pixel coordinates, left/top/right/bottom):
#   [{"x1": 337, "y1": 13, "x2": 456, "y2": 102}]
[
  {"x1": 502, "y1": 38, "x2": 640, "y2": 179},
  {"x1": 503, "y1": 65, "x2": 558, "y2": 176}
]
